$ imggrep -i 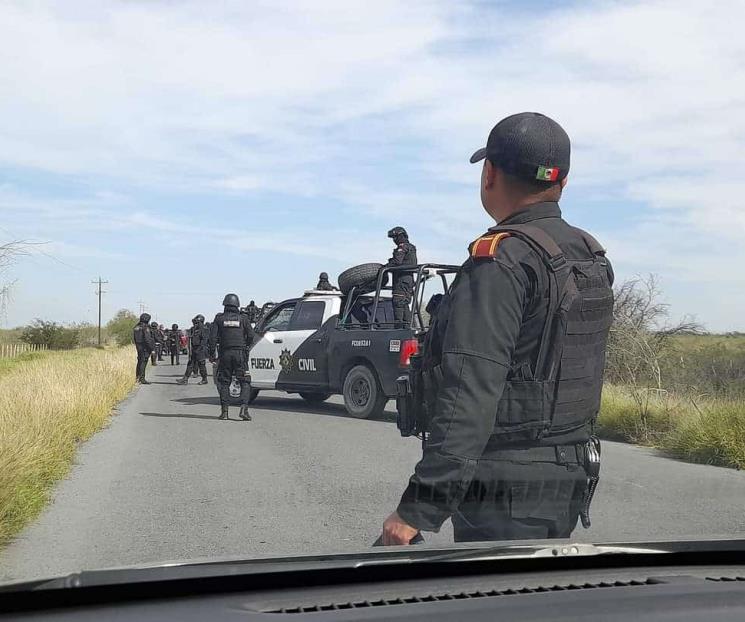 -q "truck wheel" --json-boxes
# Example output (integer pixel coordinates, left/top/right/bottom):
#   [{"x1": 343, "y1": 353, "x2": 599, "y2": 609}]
[
  {"x1": 342, "y1": 365, "x2": 387, "y2": 419},
  {"x1": 299, "y1": 392, "x2": 331, "y2": 404},
  {"x1": 338, "y1": 263, "x2": 385, "y2": 295}
]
